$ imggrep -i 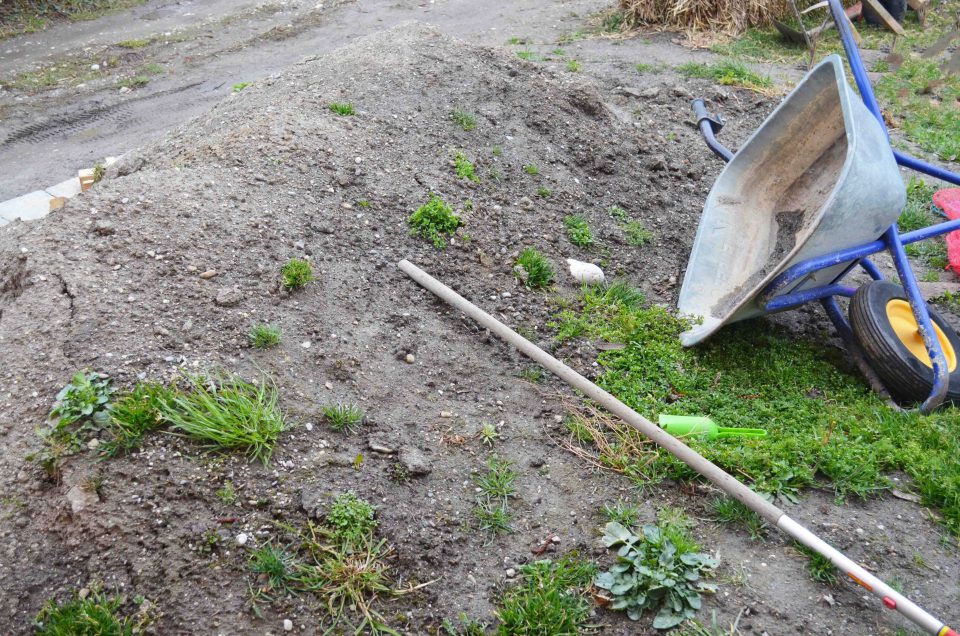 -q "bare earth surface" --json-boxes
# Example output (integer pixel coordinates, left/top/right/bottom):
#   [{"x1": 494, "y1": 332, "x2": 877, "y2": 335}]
[{"x1": 0, "y1": 3, "x2": 958, "y2": 636}]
